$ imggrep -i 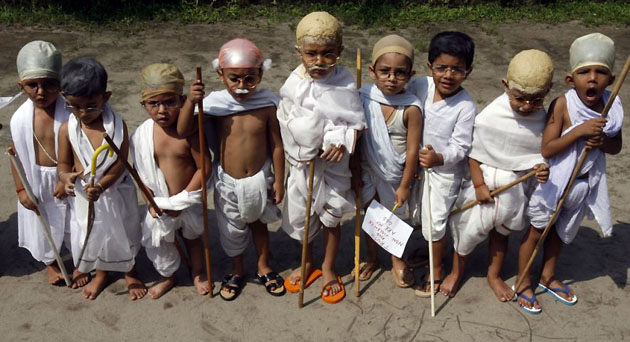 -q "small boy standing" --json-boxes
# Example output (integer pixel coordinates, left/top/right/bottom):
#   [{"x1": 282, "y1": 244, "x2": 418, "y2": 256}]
[
  {"x1": 177, "y1": 39, "x2": 285, "y2": 301},
  {"x1": 516, "y1": 33, "x2": 623, "y2": 314},
  {"x1": 445, "y1": 50, "x2": 553, "y2": 300},
  {"x1": 9, "y1": 41, "x2": 73, "y2": 286},
  {"x1": 356, "y1": 35, "x2": 423, "y2": 287},
  {"x1": 57, "y1": 57, "x2": 145, "y2": 300},
  {"x1": 277, "y1": 11, "x2": 366, "y2": 304},
  {"x1": 131, "y1": 63, "x2": 212, "y2": 299},
  {"x1": 406, "y1": 31, "x2": 477, "y2": 297}
]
